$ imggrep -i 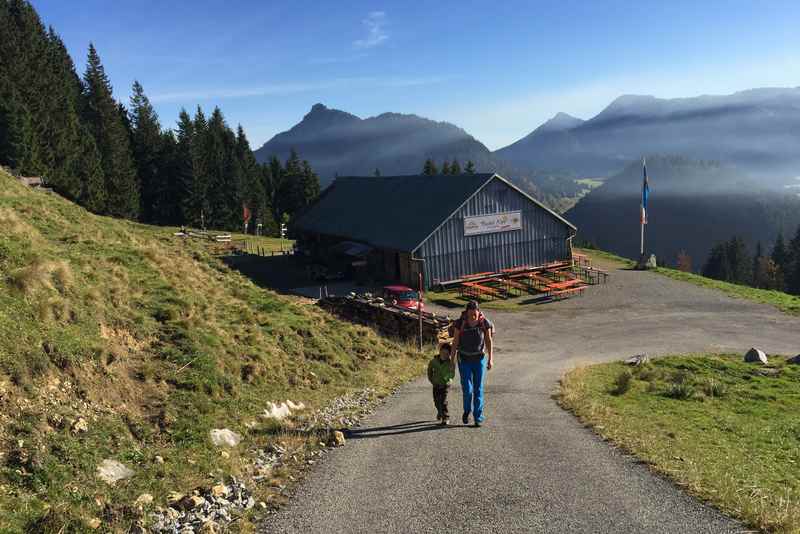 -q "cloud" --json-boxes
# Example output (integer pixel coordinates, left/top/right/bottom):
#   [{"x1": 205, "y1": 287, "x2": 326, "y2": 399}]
[
  {"x1": 149, "y1": 75, "x2": 447, "y2": 104},
  {"x1": 353, "y1": 11, "x2": 388, "y2": 49}
]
